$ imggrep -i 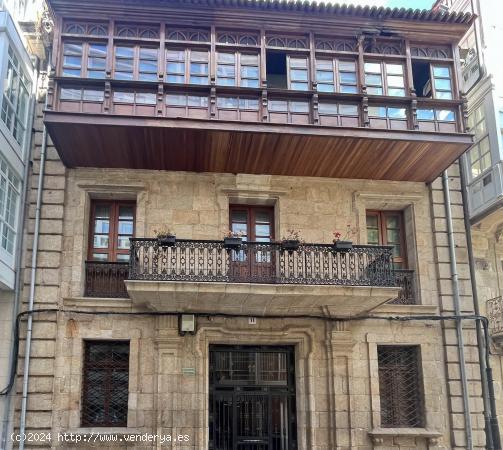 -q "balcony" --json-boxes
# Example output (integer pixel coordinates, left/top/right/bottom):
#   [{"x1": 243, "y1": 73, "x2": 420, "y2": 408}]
[
  {"x1": 44, "y1": 80, "x2": 473, "y2": 183},
  {"x1": 85, "y1": 261, "x2": 129, "y2": 298},
  {"x1": 390, "y1": 269, "x2": 417, "y2": 305},
  {"x1": 123, "y1": 238, "x2": 401, "y2": 316}
]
